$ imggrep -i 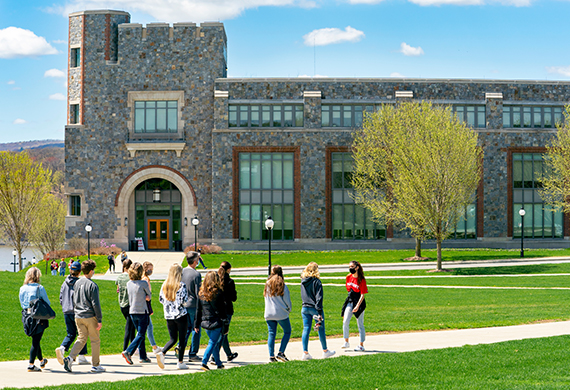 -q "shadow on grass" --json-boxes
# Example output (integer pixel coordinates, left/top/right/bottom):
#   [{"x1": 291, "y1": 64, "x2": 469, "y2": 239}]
[{"x1": 451, "y1": 264, "x2": 556, "y2": 276}]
